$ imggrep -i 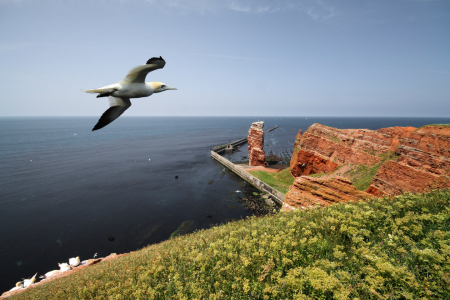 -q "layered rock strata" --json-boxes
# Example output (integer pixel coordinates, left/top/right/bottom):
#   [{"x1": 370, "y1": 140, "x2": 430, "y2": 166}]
[
  {"x1": 283, "y1": 176, "x2": 371, "y2": 211},
  {"x1": 367, "y1": 125, "x2": 450, "y2": 195},
  {"x1": 284, "y1": 123, "x2": 450, "y2": 210},
  {"x1": 248, "y1": 121, "x2": 268, "y2": 166},
  {"x1": 290, "y1": 124, "x2": 416, "y2": 177}
]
